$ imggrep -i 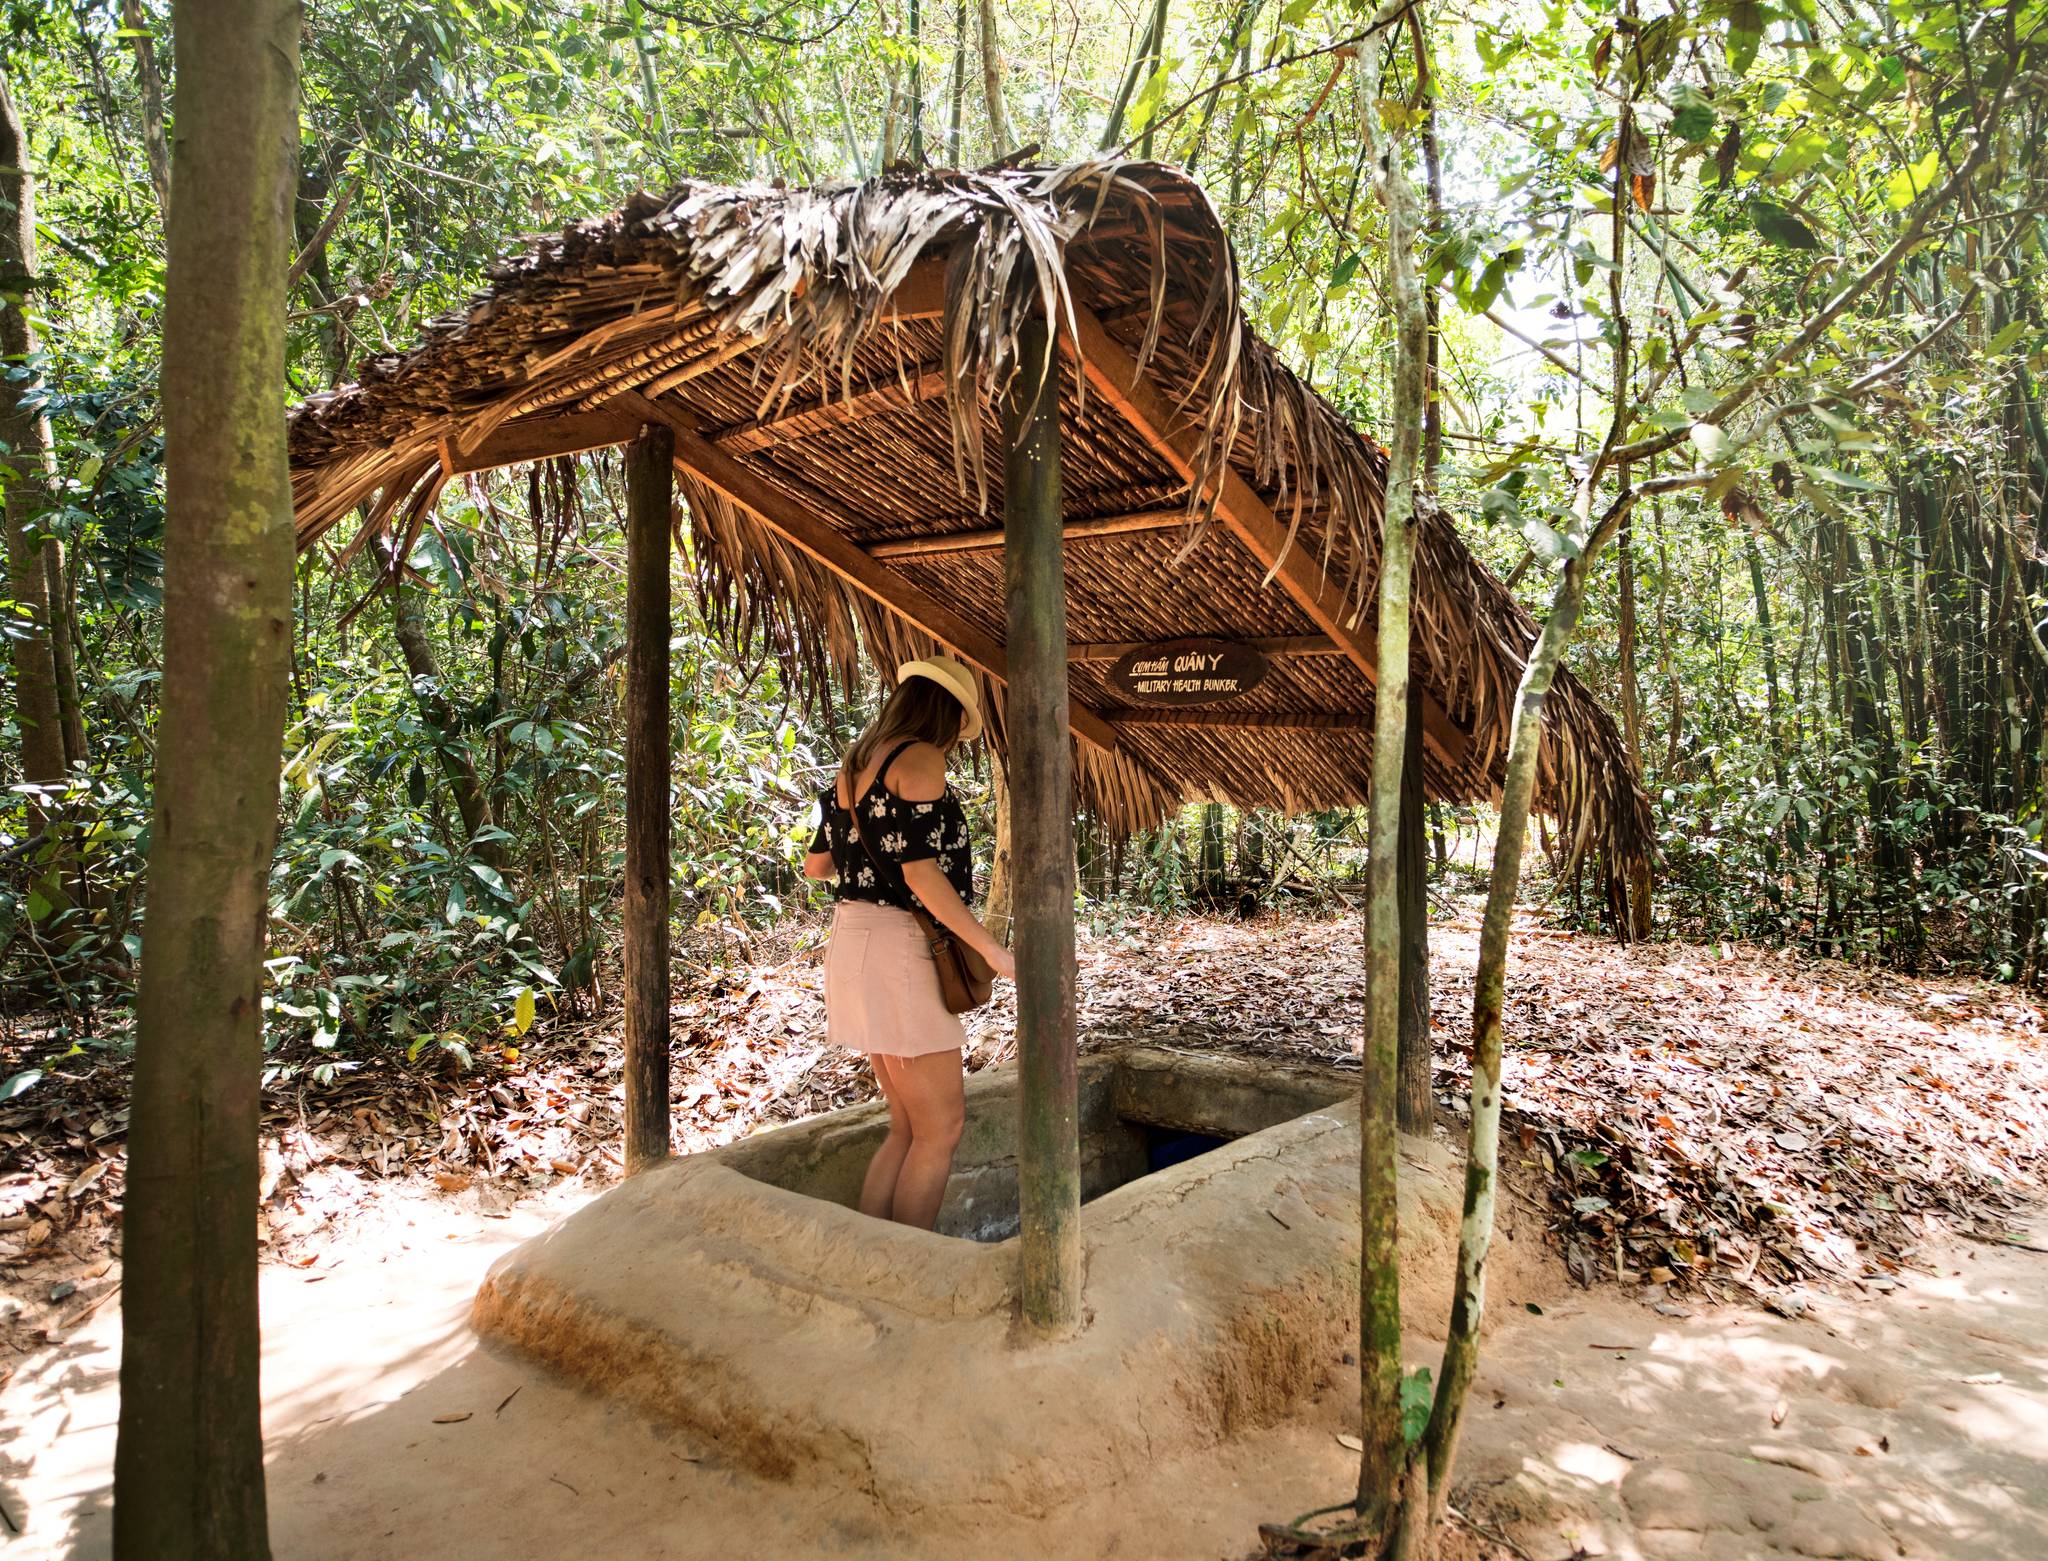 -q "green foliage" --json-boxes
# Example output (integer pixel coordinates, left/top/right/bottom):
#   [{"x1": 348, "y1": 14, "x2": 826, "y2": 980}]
[
  {"x1": 1400, "y1": 1366, "x2": 1433, "y2": 1447},
  {"x1": 3, "y1": 0, "x2": 2045, "y2": 1041}
]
